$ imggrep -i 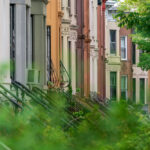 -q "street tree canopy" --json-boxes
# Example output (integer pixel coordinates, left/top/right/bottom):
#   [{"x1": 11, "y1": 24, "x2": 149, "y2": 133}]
[{"x1": 114, "y1": 0, "x2": 150, "y2": 70}]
